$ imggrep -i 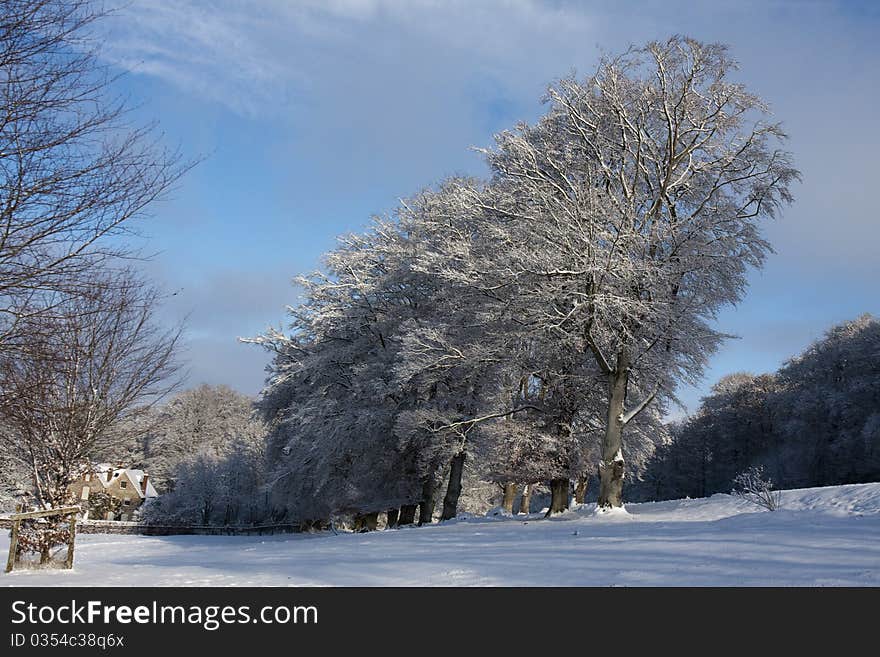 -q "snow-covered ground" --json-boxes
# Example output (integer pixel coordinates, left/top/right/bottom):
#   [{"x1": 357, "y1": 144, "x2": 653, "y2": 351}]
[{"x1": 3, "y1": 483, "x2": 878, "y2": 586}]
